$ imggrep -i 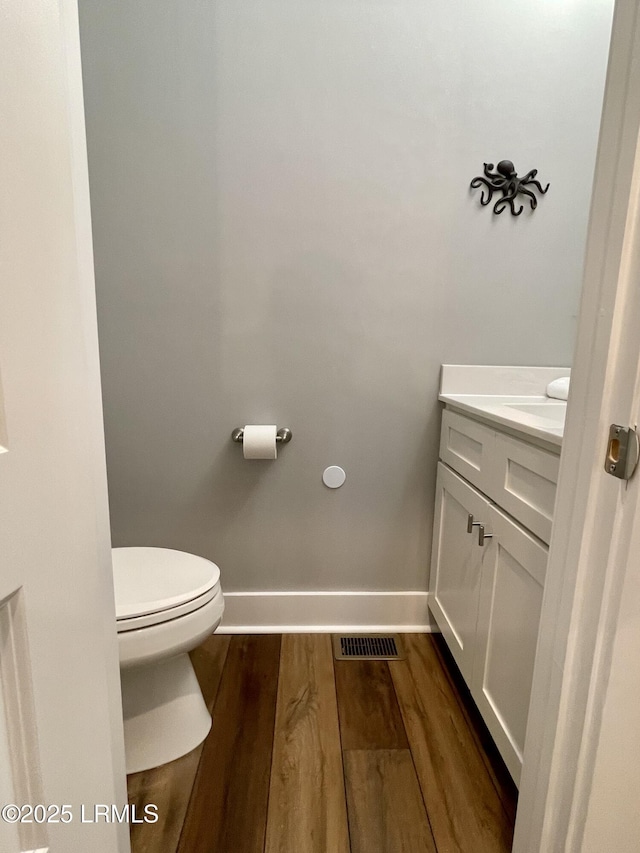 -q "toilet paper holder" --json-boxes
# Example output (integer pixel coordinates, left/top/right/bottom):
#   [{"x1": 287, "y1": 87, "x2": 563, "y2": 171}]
[{"x1": 231, "y1": 427, "x2": 293, "y2": 445}]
